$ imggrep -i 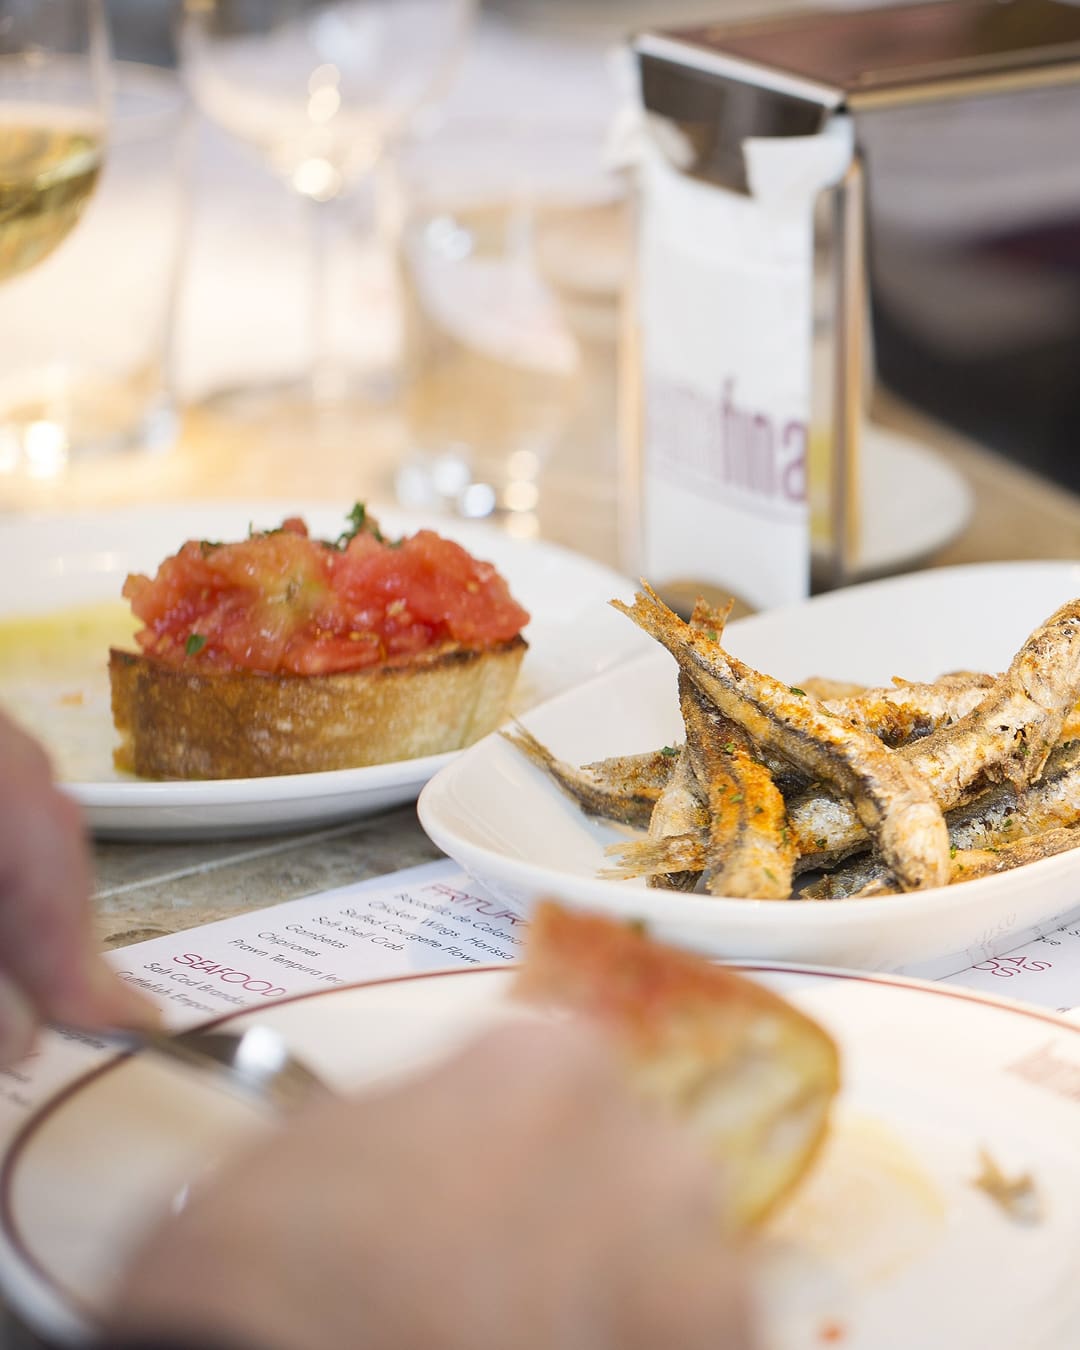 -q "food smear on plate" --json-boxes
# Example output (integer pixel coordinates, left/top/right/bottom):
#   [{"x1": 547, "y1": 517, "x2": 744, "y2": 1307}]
[
  {"x1": 110, "y1": 505, "x2": 530, "y2": 780},
  {"x1": 757, "y1": 1111, "x2": 946, "y2": 1296},
  {"x1": 504, "y1": 585, "x2": 1080, "y2": 899},
  {"x1": 971, "y1": 1147, "x2": 1042, "y2": 1224},
  {"x1": 0, "y1": 601, "x2": 137, "y2": 780},
  {"x1": 514, "y1": 900, "x2": 840, "y2": 1231}
]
